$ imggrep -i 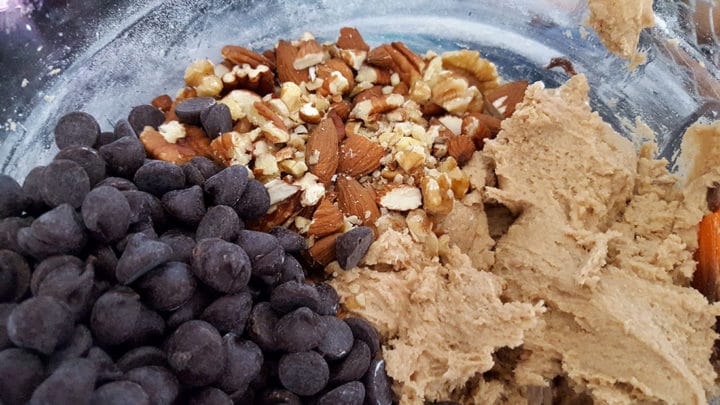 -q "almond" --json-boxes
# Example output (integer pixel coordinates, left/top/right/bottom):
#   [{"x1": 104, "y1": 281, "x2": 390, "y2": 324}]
[
  {"x1": 337, "y1": 27, "x2": 369, "y2": 51},
  {"x1": 378, "y1": 184, "x2": 422, "y2": 211},
  {"x1": 462, "y1": 113, "x2": 495, "y2": 149},
  {"x1": 446, "y1": 135, "x2": 476, "y2": 165},
  {"x1": 221, "y1": 45, "x2": 276, "y2": 70},
  {"x1": 327, "y1": 109, "x2": 347, "y2": 142},
  {"x1": 293, "y1": 39, "x2": 325, "y2": 70},
  {"x1": 338, "y1": 135, "x2": 385, "y2": 177},
  {"x1": 151, "y1": 94, "x2": 173, "y2": 113},
  {"x1": 308, "y1": 232, "x2": 341, "y2": 266},
  {"x1": 353, "y1": 86, "x2": 384, "y2": 106},
  {"x1": 317, "y1": 59, "x2": 355, "y2": 96},
  {"x1": 305, "y1": 117, "x2": 339, "y2": 184},
  {"x1": 367, "y1": 43, "x2": 424, "y2": 86},
  {"x1": 247, "y1": 193, "x2": 302, "y2": 232},
  {"x1": 330, "y1": 100, "x2": 352, "y2": 121},
  {"x1": 484, "y1": 80, "x2": 528, "y2": 118},
  {"x1": 276, "y1": 40, "x2": 310, "y2": 84},
  {"x1": 140, "y1": 126, "x2": 209, "y2": 165},
  {"x1": 308, "y1": 198, "x2": 344, "y2": 237},
  {"x1": 336, "y1": 175, "x2": 380, "y2": 227}
]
